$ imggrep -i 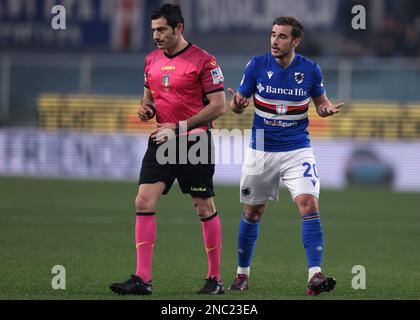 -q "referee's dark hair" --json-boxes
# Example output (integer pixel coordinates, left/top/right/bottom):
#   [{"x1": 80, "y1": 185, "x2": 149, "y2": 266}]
[
  {"x1": 273, "y1": 17, "x2": 304, "y2": 39},
  {"x1": 151, "y1": 3, "x2": 184, "y2": 30}
]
